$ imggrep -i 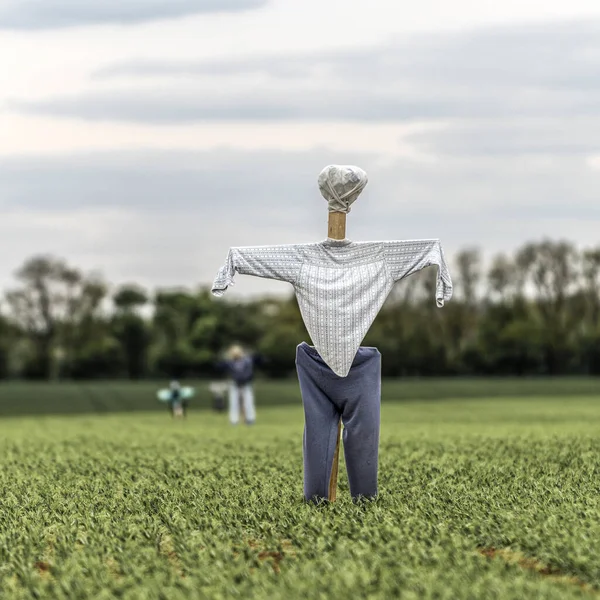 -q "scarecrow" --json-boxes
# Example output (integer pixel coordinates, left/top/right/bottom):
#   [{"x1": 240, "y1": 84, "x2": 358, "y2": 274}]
[{"x1": 212, "y1": 165, "x2": 453, "y2": 502}]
